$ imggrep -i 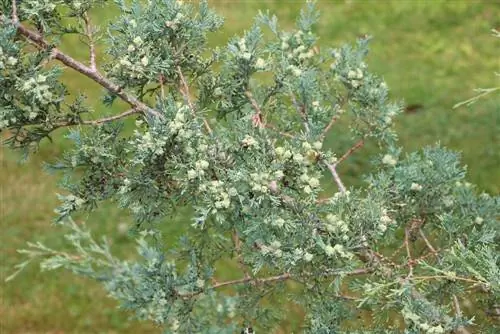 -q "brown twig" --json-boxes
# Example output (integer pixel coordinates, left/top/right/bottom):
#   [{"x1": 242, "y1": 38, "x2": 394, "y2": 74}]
[
  {"x1": 177, "y1": 66, "x2": 195, "y2": 111},
  {"x1": 452, "y1": 294, "x2": 472, "y2": 334},
  {"x1": 321, "y1": 115, "x2": 339, "y2": 138},
  {"x1": 404, "y1": 227, "x2": 414, "y2": 277},
  {"x1": 453, "y1": 295, "x2": 462, "y2": 317},
  {"x1": 232, "y1": 230, "x2": 250, "y2": 279},
  {"x1": 82, "y1": 12, "x2": 97, "y2": 72},
  {"x1": 369, "y1": 249, "x2": 399, "y2": 268},
  {"x1": 176, "y1": 66, "x2": 212, "y2": 134},
  {"x1": 245, "y1": 91, "x2": 264, "y2": 128},
  {"x1": 325, "y1": 162, "x2": 346, "y2": 193},
  {"x1": 323, "y1": 139, "x2": 364, "y2": 193},
  {"x1": 356, "y1": 249, "x2": 474, "y2": 334},
  {"x1": 418, "y1": 228, "x2": 439, "y2": 258},
  {"x1": 159, "y1": 74, "x2": 166, "y2": 100},
  {"x1": 5, "y1": 18, "x2": 163, "y2": 120},
  {"x1": 392, "y1": 224, "x2": 439, "y2": 267},
  {"x1": 336, "y1": 139, "x2": 365, "y2": 165},
  {"x1": 246, "y1": 90, "x2": 296, "y2": 139},
  {"x1": 290, "y1": 92, "x2": 310, "y2": 133},
  {"x1": 321, "y1": 93, "x2": 350, "y2": 138},
  {"x1": 52, "y1": 108, "x2": 140, "y2": 128},
  {"x1": 264, "y1": 123, "x2": 295, "y2": 139},
  {"x1": 413, "y1": 250, "x2": 439, "y2": 264},
  {"x1": 316, "y1": 197, "x2": 331, "y2": 204},
  {"x1": 323, "y1": 268, "x2": 372, "y2": 277},
  {"x1": 11, "y1": 0, "x2": 18, "y2": 23},
  {"x1": 334, "y1": 294, "x2": 358, "y2": 301},
  {"x1": 216, "y1": 272, "x2": 291, "y2": 288},
  {"x1": 180, "y1": 268, "x2": 370, "y2": 299},
  {"x1": 411, "y1": 275, "x2": 484, "y2": 285},
  {"x1": 180, "y1": 273, "x2": 291, "y2": 298},
  {"x1": 390, "y1": 242, "x2": 407, "y2": 261},
  {"x1": 244, "y1": 91, "x2": 295, "y2": 138}
]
